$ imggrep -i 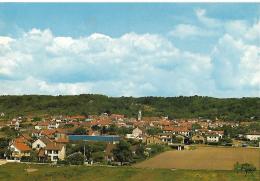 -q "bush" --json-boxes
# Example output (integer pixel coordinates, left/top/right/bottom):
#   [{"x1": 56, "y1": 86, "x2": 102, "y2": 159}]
[{"x1": 234, "y1": 162, "x2": 256, "y2": 175}]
